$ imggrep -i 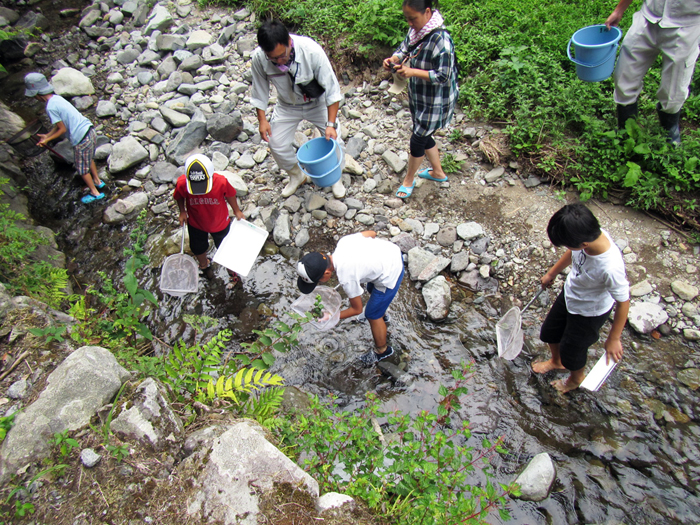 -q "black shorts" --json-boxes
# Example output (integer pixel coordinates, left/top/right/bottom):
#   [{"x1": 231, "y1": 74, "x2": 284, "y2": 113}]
[
  {"x1": 539, "y1": 291, "x2": 612, "y2": 371},
  {"x1": 187, "y1": 222, "x2": 230, "y2": 256}
]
